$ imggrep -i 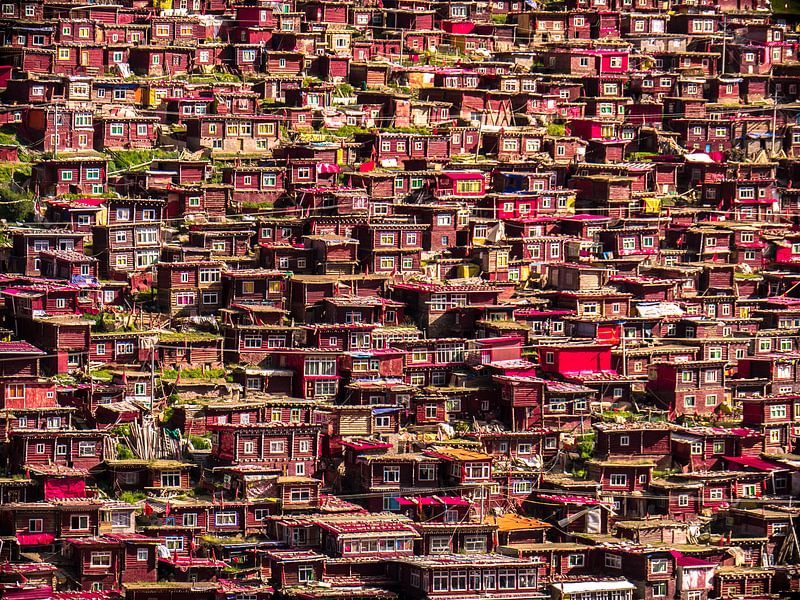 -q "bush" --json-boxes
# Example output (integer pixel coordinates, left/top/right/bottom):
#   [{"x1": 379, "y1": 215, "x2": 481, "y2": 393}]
[
  {"x1": 110, "y1": 424, "x2": 131, "y2": 437},
  {"x1": 189, "y1": 435, "x2": 211, "y2": 450},
  {"x1": 575, "y1": 433, "x2": 595, "y2": 459},
  {"x1": 120, "y1": 491, "x2": 146, "y2": 504},
  {"x1": 161, "y1": 406, "x2": 175, "y2": 425},
  {"x1": 116, "y1": 444, "x2": 135, "y2": 460},
  {"x1": 546, "y1": 123, "x2": 566, "y2": 136}
]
